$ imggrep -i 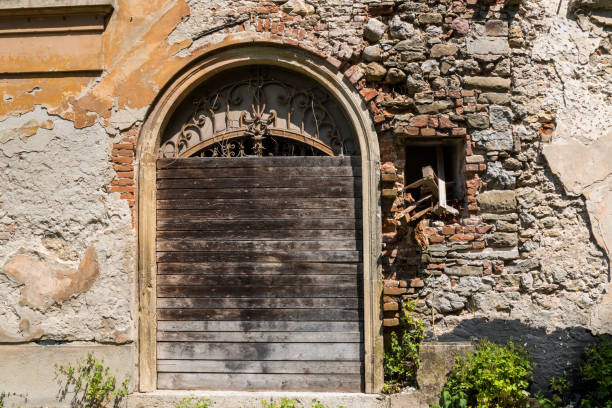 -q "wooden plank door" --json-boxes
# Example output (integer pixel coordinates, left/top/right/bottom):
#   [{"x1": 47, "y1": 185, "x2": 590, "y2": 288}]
[{"x1": 155, "y1": 156, "x2": 364, "y2": 392}]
